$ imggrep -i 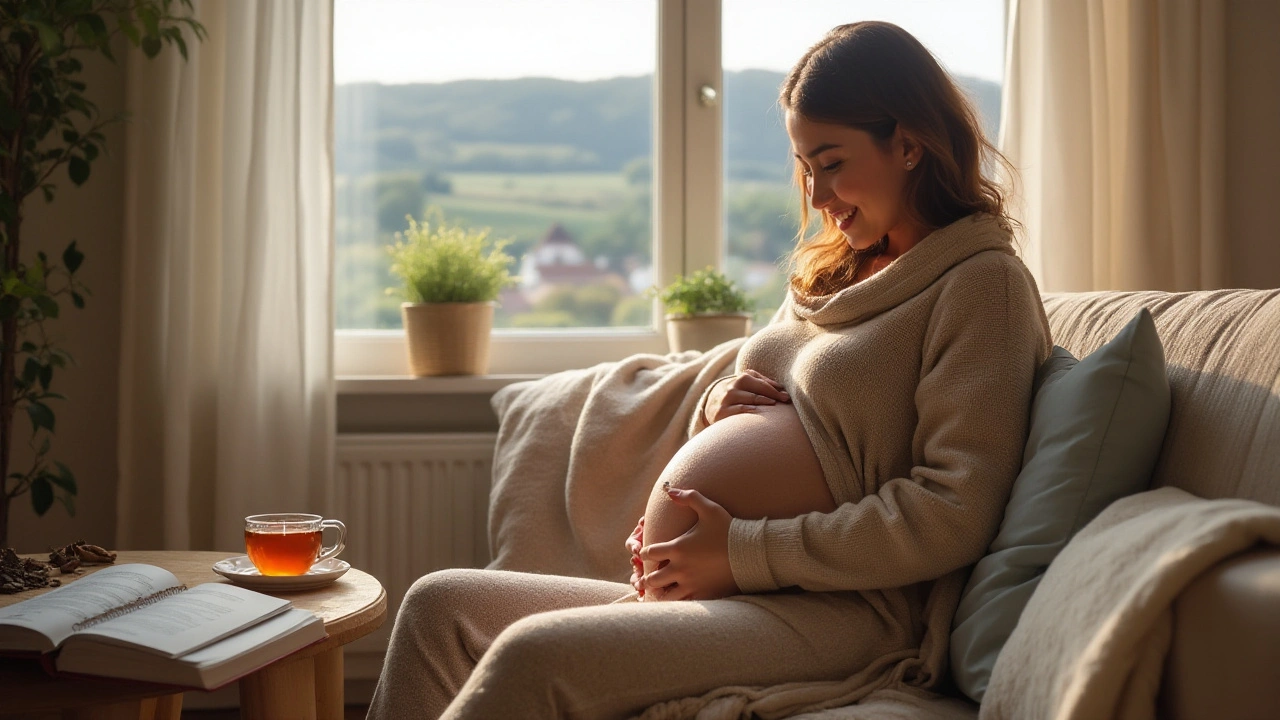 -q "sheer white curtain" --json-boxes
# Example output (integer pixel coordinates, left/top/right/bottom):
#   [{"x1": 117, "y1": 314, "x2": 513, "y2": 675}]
[
  {"x1": 1001, "y1": 0, "x2": 1228, "y2": 292},
  {"x1": 117, "y1": 0, "x2": 334, "y2": 551}
]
